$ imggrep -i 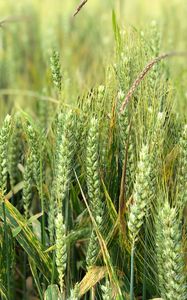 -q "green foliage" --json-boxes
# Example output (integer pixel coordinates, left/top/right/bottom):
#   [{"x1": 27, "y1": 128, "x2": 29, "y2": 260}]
[{"x1": 44, "y1": 284, "x2": 61, "y2": 300}]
